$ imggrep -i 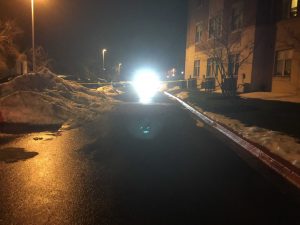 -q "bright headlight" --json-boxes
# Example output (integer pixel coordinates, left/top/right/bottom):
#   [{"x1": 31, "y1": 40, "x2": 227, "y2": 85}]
[{"x1": 132, "y1": 69, "x2": 161, "y2": 104}]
